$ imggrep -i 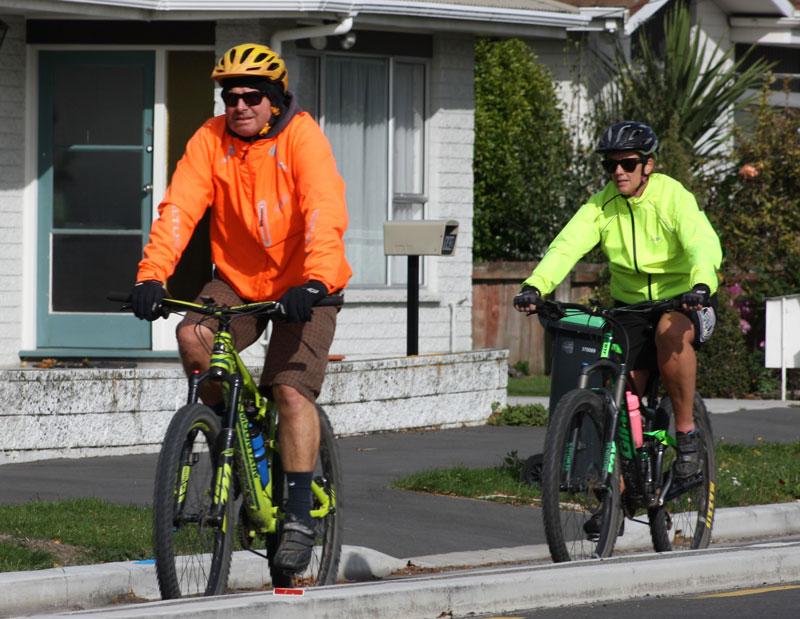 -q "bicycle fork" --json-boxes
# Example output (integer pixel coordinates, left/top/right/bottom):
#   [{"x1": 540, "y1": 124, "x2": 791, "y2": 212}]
[
  {"x1": 576, "y1": 359, "x2": 627, "y2": 491},
  {"x1": 185, "y1": 336, "x2": 249, "y2": 530}
]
